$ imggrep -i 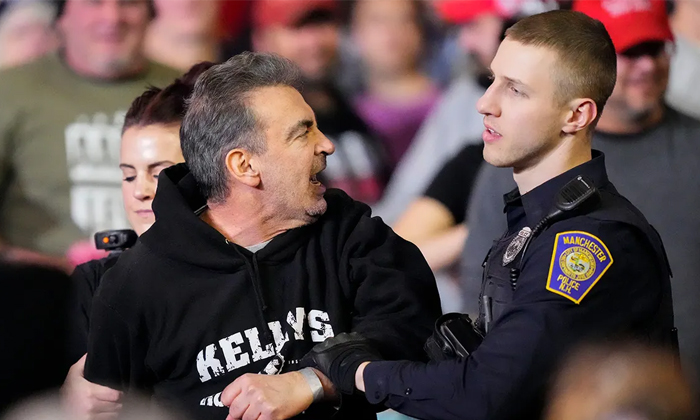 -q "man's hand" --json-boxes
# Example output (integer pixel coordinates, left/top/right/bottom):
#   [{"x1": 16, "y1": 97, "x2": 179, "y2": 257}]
[
  {"x1": 221, "y1": 372, "x2": 313, "y2": 420},
  {"x1": 303, "y1": 332, "x2": 382, "y2": 394},
  {"x1": 61, "y1": 355, "x2": 123, "y2": 420}
]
